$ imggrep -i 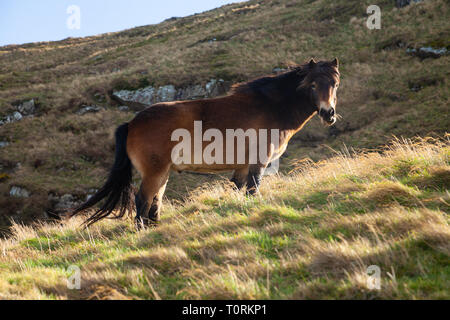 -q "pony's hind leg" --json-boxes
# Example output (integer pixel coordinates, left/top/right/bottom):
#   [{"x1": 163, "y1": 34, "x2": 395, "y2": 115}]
[{"x1": 135, "y1": 170, "x2": 169, "y2": 229}]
